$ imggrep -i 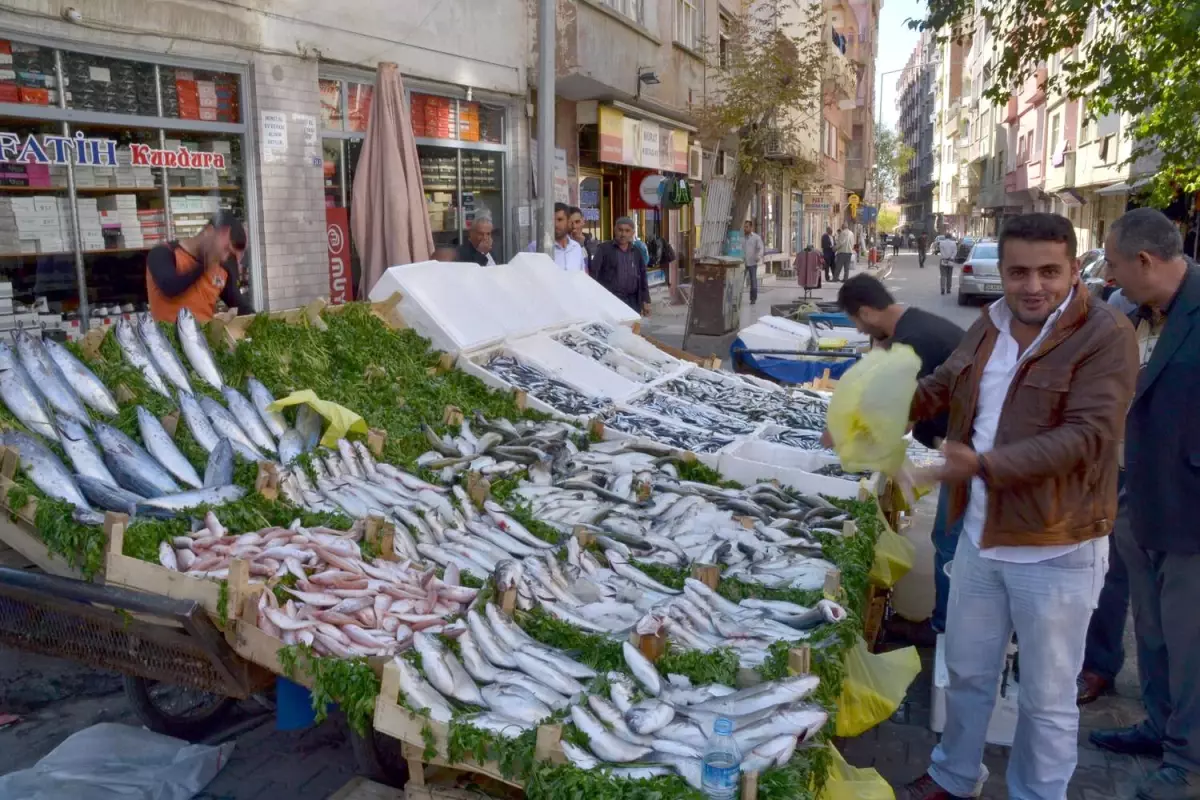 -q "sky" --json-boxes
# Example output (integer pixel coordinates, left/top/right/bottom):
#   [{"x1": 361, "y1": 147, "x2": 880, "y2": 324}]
[{"x1": 874, "y1": 0, "x2": 924, "y2": 131}]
